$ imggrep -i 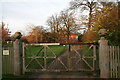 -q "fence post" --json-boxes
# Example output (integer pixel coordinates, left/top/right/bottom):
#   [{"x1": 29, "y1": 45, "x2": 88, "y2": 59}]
[
  {"x1": 22, "y1": 42, "x2": 25, "y2": 74},
  {"x1": 98, "y1": 29, "x2": 109, "y2": 78},
  {"x1": 13, "y1": 32, "x2": 23, "y2": 76},
  {"x1": 67, "y1": 44, "x2": 71, "y2": 70}
]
